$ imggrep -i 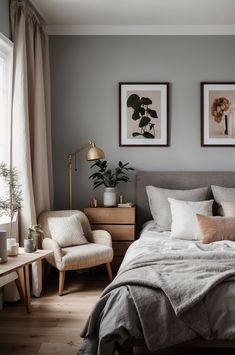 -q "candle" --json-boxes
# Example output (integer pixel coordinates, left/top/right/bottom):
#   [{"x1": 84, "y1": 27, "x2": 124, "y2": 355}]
[{"x1": 7, "y1": 238, "x2": 19, "y2": 256}]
